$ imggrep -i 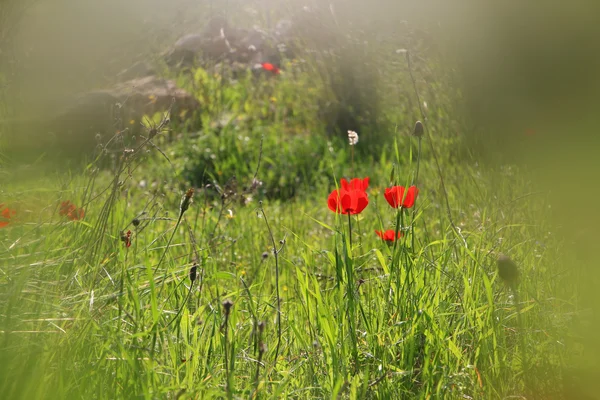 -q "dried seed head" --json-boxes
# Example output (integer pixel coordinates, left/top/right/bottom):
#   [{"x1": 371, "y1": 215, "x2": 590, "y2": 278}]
[
  {"x1": 497, "y1": 254, "x2": 519, "y2": 285},
  {"x1": 222, "y1": 299, "x2": 234, "y2": 315},
  {"x1": 257, "y1": 321, "x2": 266, "y2": 334},
  {"x1": 261, "y1": 251, "x2": 269, "y2": 260},
  {"x1": 259, "y1": 342, "x2": 267, "y2": 354},
  {"x1": 180, "y1": 188, "x2": 195, "y2": 214},
  {"x1": 189, "y1": 263, "x2": 198, "y2": 283},
  {"x1": 132, "y1": 218, "x2": 140, "y2": 227},
  {"x1": 347, "y1": 130, "x2": 359, "y2": 146},
  {"x1": 413, "y1": 121, "x2": 424, "y2": 137}
]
